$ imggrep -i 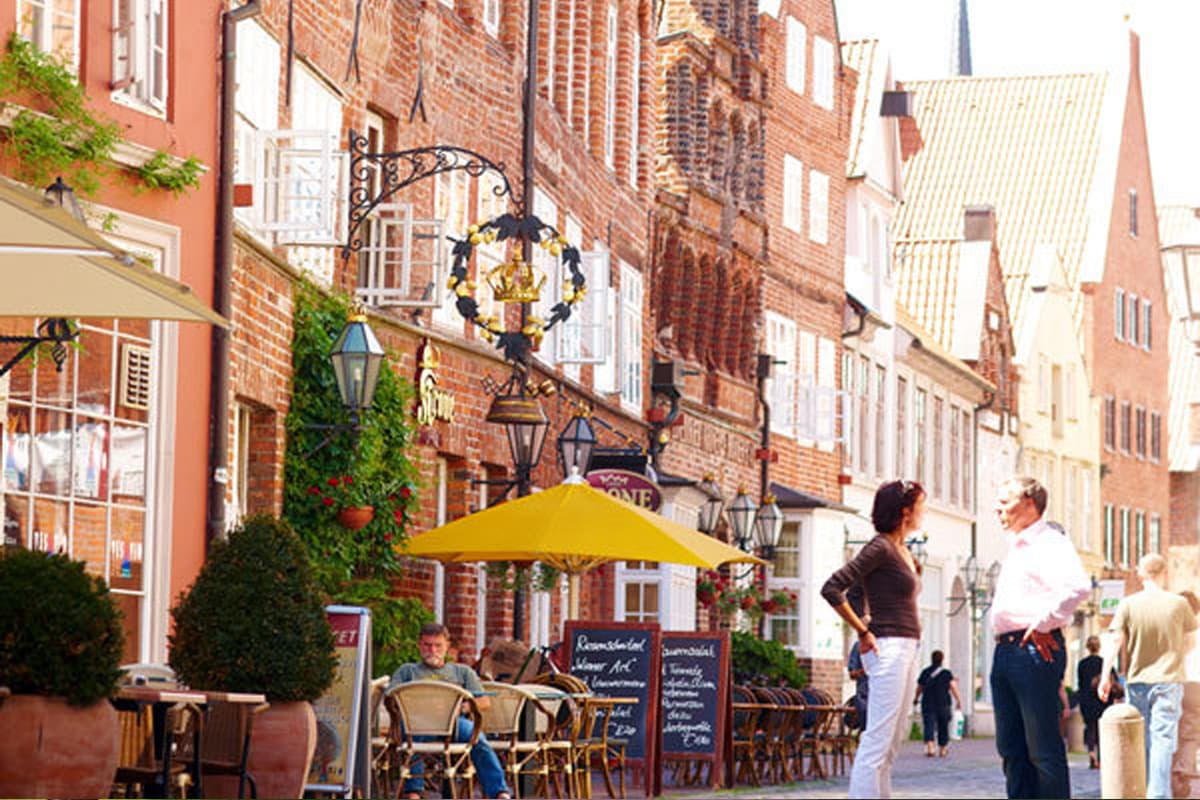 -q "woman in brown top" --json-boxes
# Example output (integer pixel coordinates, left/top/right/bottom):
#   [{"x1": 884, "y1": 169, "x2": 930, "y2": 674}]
[{"x1": 822, "y1": 479, "x2": 924, "y2": 799}]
